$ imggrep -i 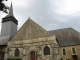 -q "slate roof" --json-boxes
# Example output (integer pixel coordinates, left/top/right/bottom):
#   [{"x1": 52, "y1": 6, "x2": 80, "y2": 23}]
[
  {"x1": 2, "y1": 2, "x2": 18, "y2": 25},
  {"x1": 11, "y1": 18, "x2": 50, "y2": 41},
  {"x1": 3, "y1": 2, "x2": 14, "y2": 18},
  {"x1": 48, "y1": 28, "x2": 80, "y2": 47},
  {"x1": 0, "y1": 36, "x2": 10, "y2": 45}
]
